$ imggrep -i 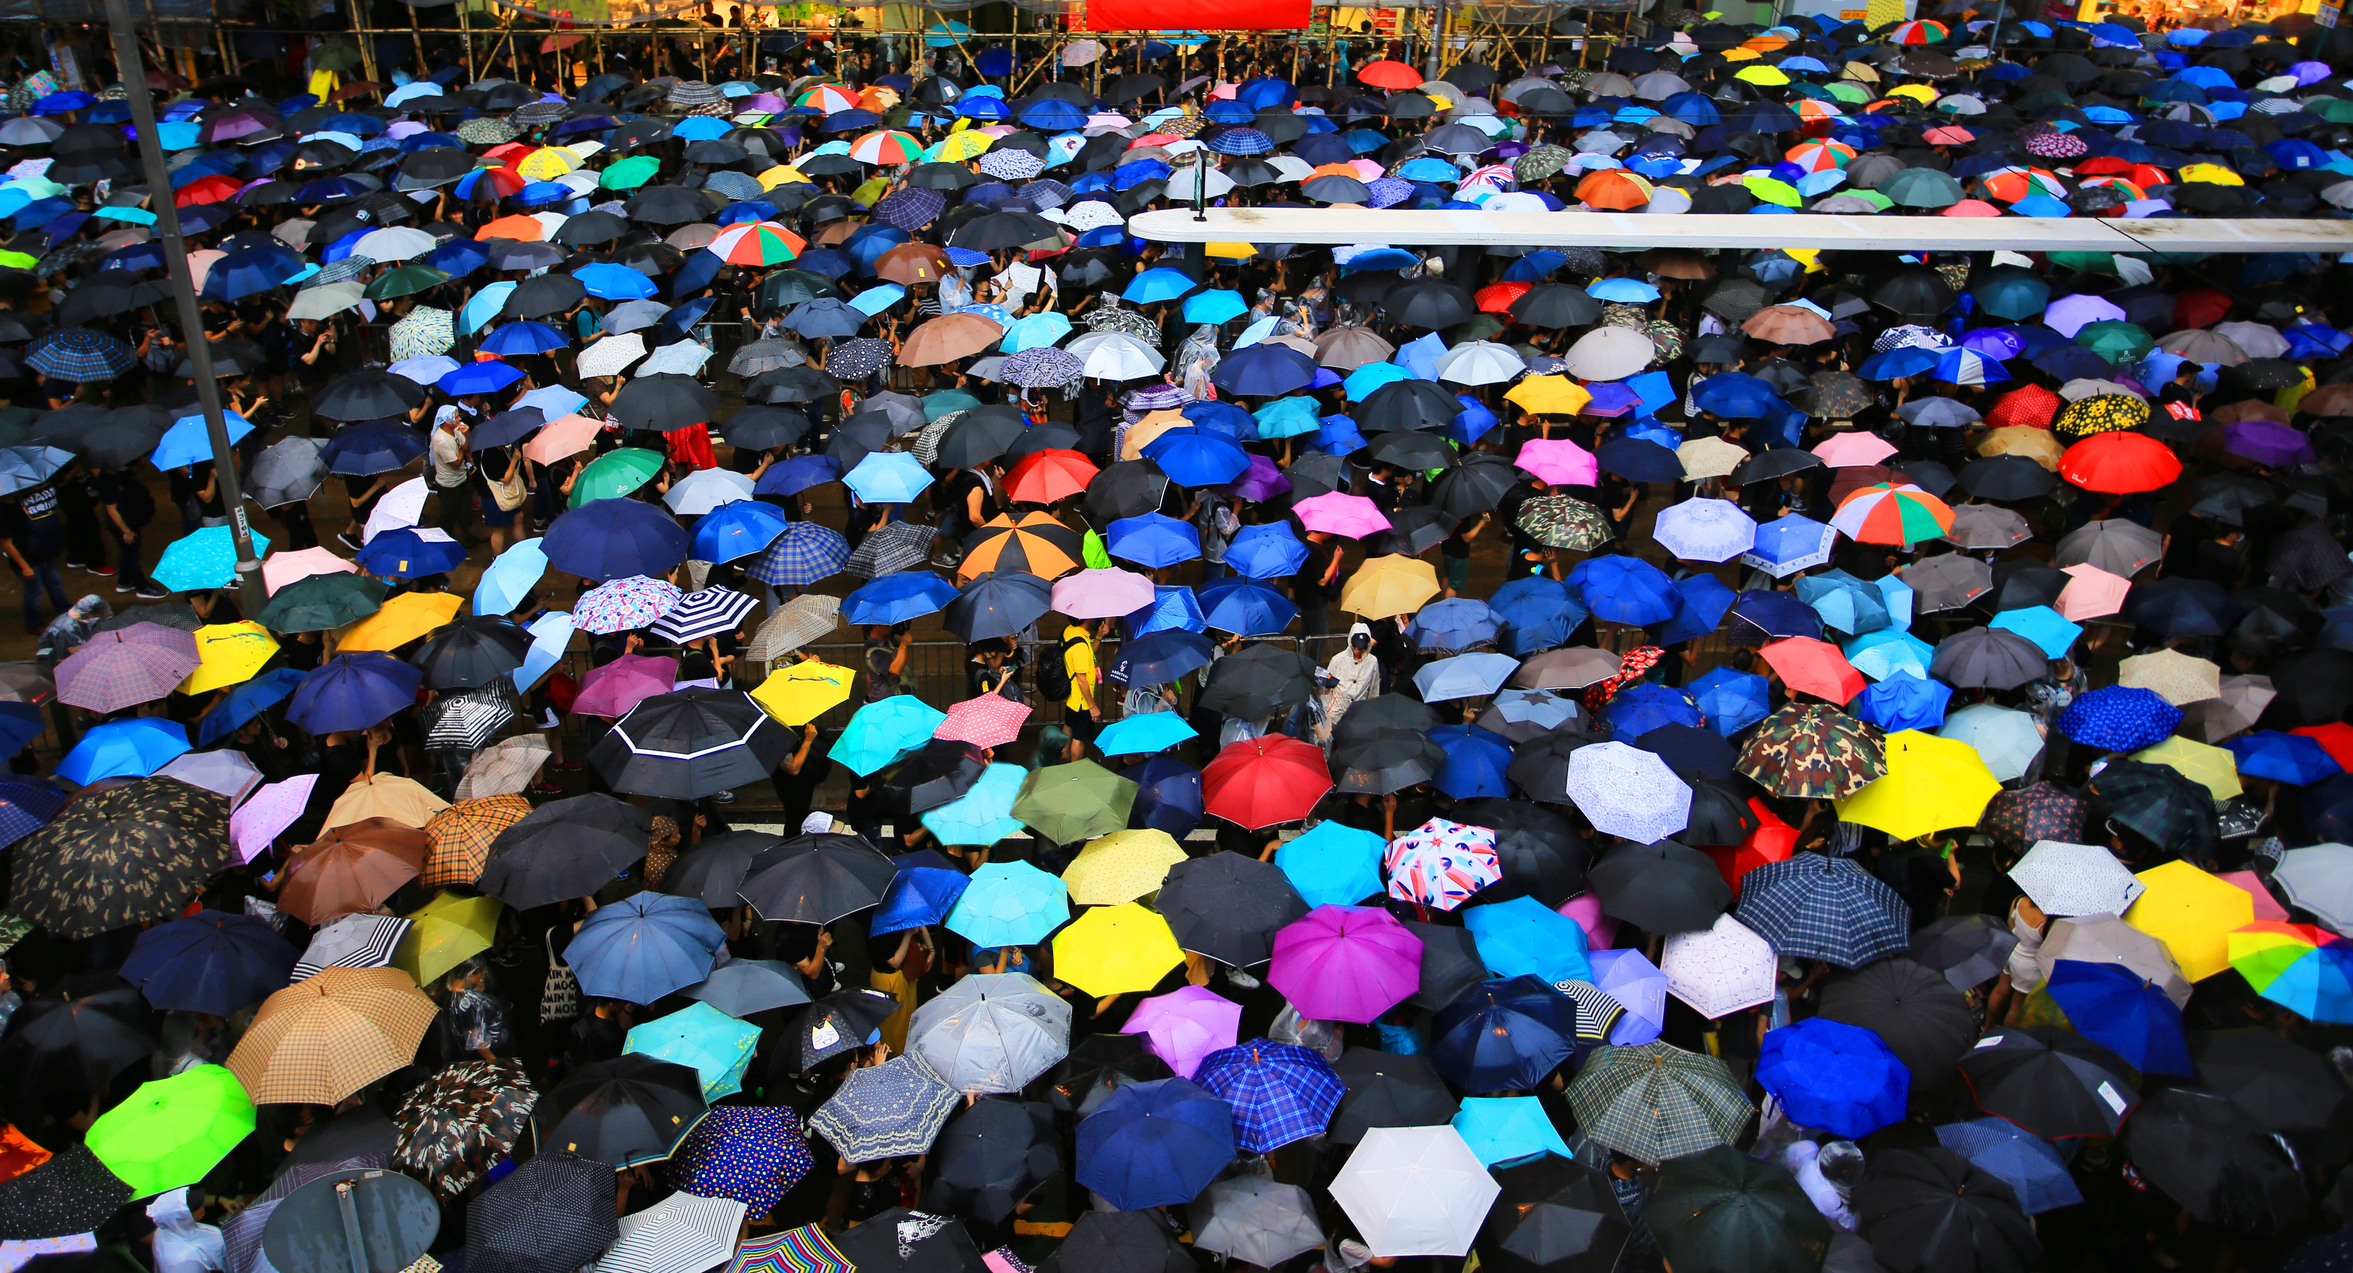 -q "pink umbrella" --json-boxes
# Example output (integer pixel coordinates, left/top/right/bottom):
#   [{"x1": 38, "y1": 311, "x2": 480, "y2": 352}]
[
  {"x1": 2221, "y1": 869, "x2": 2290, "y2": 922},
  {"x1": 1121, "y1": 985, "x2": 1242, "y2": 1078},
  {"x1": 1292, "y1": 492, "x2": 1390, "y2": 539},
  {"x1": 233, "y1": 774, "x2": 318, "y2": 862},
  {"x1": 262, "y1": 547, "x2": 358, "y2": 594},
  {"x1": 1266, "y1": 904, "x2": 1423, "y2": 1023},
  {"x1": 1556, "y1": 892, "x2": 1619, "y2": 951},
  {"x1": 1811, "y1": 432, "x2": 1898, "y2": 468},
  {"x1": 1050, "y1": 567, "x2": 1155, "y2": 619},
  {"x1": 2056, "y1": 563, "x2": 2130, "y2": 621},
  {"x1": 937, "y1": 694, "x2": 1031, "y2": 748},
  {"x1": 571, "y1": 653, "x2": 679, "y2": 718},
  {"x1": 1513, "y1": 438, "x2": 1598, "y2": 487},
  {"x1": 524, "y1": 413, "x2": 605, "y2": 465},
  {"x1": 55, "y1": 623, "x2": 203, "y2": 714}
]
